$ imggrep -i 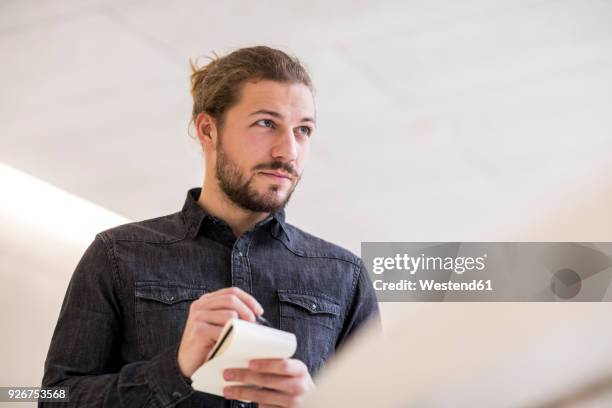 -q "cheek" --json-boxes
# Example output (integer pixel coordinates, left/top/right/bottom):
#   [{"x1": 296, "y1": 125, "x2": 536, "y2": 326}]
[
  {"x1": 226, "y1": 144, "x2": 262, "y2": 169},
  {"x1": 235, "y1": 135, "x2": 270, "y2": 160}
]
